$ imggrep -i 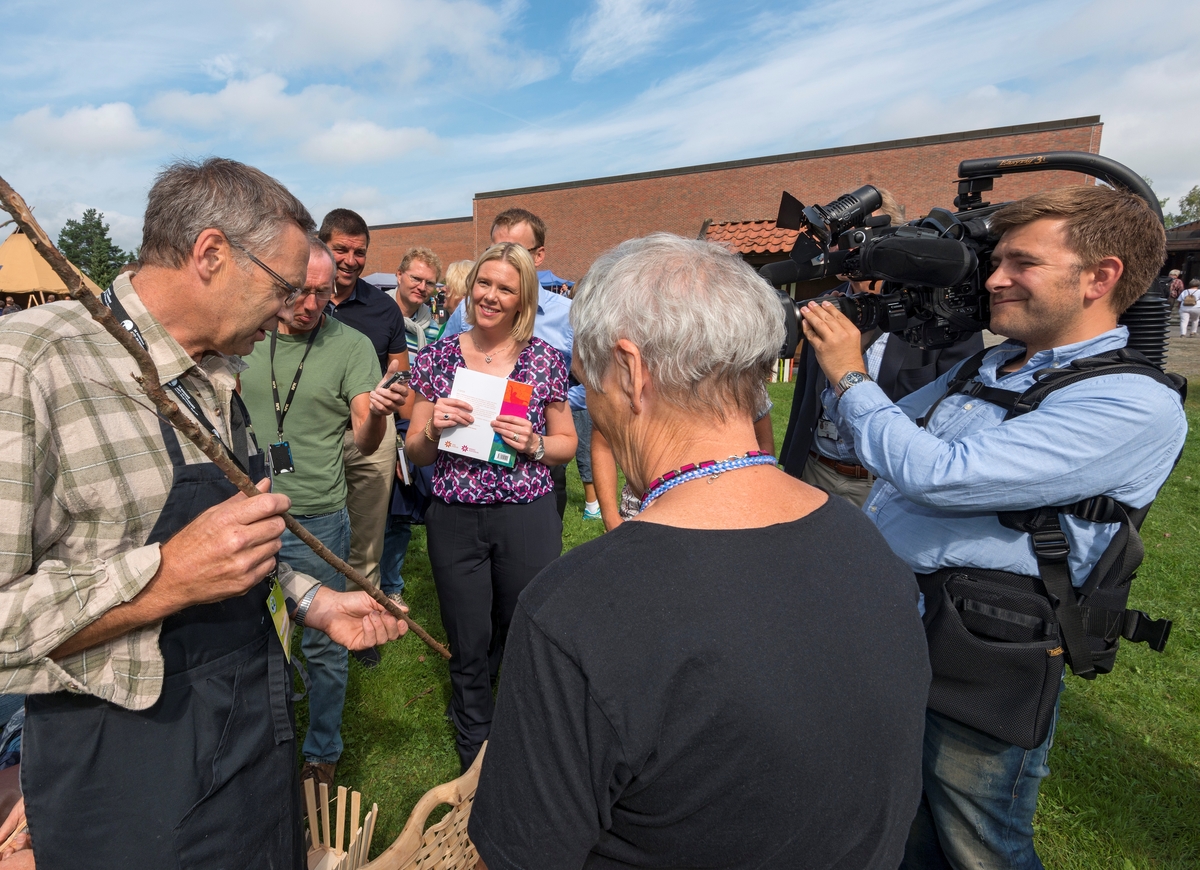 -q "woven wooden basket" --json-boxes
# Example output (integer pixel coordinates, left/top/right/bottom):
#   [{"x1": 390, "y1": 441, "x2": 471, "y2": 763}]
[{"x1": 361, "y1": 742, "x2": 487, "y2": 870}]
